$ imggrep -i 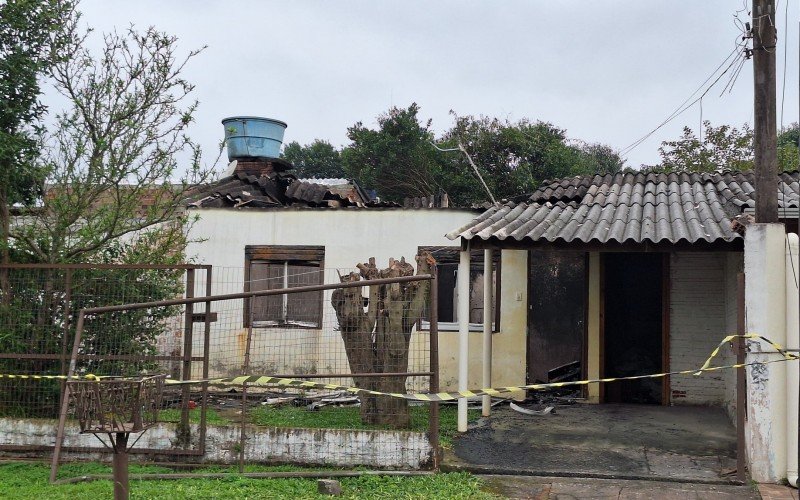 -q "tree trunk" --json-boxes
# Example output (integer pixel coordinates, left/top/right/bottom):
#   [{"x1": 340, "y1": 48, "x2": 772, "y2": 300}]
[{"x1": 331, "y1": 254, "x2": 432, "y2": 429}]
